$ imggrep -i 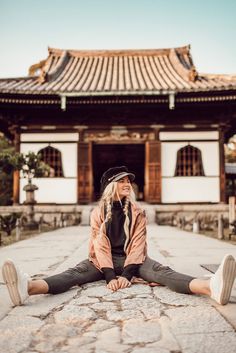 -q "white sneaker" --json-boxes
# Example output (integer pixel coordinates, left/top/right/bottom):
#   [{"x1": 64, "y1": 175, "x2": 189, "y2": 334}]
[
  {"x1": 2, "y1": 259, "x2": 30, "y2": 306},
  {"x1": 210, "y1": 254, "x2": 236, "y2": 305}
]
